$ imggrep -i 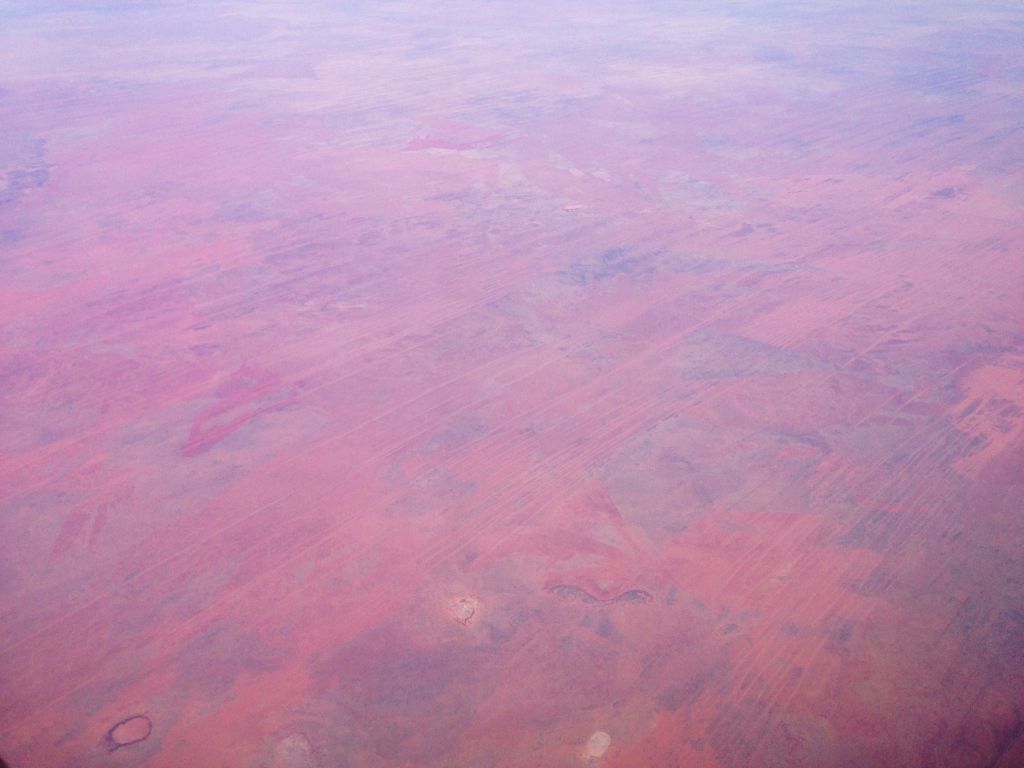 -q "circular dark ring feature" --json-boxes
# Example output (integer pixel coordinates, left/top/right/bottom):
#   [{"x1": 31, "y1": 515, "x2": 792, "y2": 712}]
[{"x1": 106, "y1": 714, "x2": 153, "y2": 751}]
